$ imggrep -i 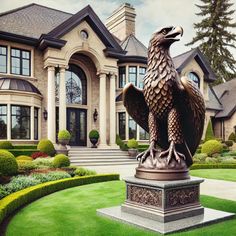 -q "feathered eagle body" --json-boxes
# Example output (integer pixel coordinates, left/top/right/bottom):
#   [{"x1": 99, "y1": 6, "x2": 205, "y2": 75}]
[{"x1": 123, "y1": 26, "x2": 205, "y2": 167}]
